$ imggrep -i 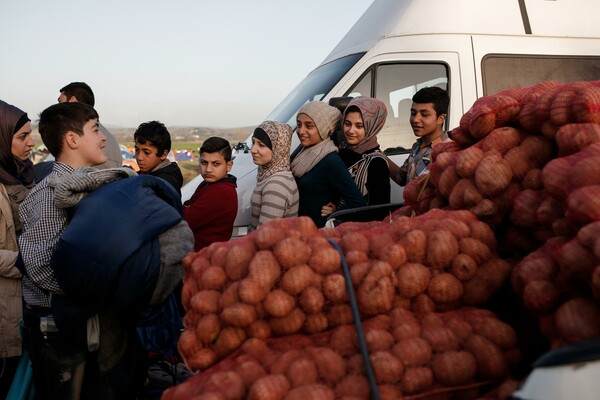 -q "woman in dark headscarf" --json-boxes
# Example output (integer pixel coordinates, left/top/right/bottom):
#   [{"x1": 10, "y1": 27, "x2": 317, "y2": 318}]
[
  {"x1": 0, "y1": 99, "x2": 35, "y2": 398},
  {"x1": 337, "y1": 96, "x2": 390, "y2": 206}
]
